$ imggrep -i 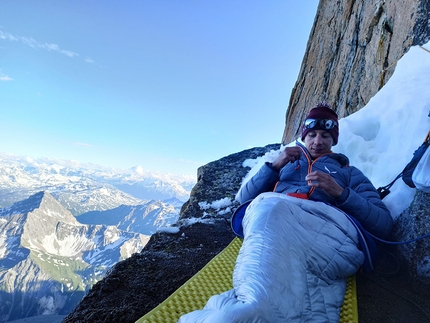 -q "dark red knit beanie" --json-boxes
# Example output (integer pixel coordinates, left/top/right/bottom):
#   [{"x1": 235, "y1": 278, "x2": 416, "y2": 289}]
[{"x1": 301, "y1": 102, "x2": 339, "y2": 145}]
